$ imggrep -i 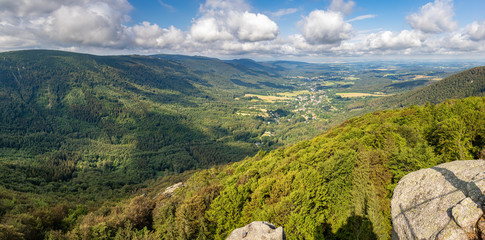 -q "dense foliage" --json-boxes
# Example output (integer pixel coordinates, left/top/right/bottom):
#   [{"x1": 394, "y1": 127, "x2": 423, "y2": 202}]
[
  {"x1": 58, "y1": 97, "x2": 485, "y2": 240},
  {"x1": 0, "y1": 50, "x2": 297, "y2": 197},
  {"x1": 1, "y1": 50, "x2": 483, "y2": 239},
  {"x1": 372, "y1": 66, "x2": 485, "y2": 109}
]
